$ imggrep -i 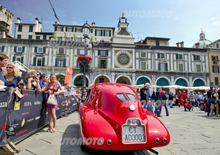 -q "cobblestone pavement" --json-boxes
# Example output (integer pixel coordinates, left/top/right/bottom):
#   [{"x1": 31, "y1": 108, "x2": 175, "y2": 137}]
[{"x1": 15, "y1": 106, "x2": 220, "y2": 155}]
